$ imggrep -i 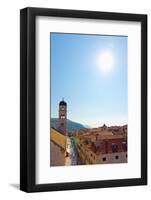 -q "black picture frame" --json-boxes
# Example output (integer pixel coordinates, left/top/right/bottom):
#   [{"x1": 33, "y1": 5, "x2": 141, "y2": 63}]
[{"x1": 20, "y1": 7, "x2": 147, "y2": 192}]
